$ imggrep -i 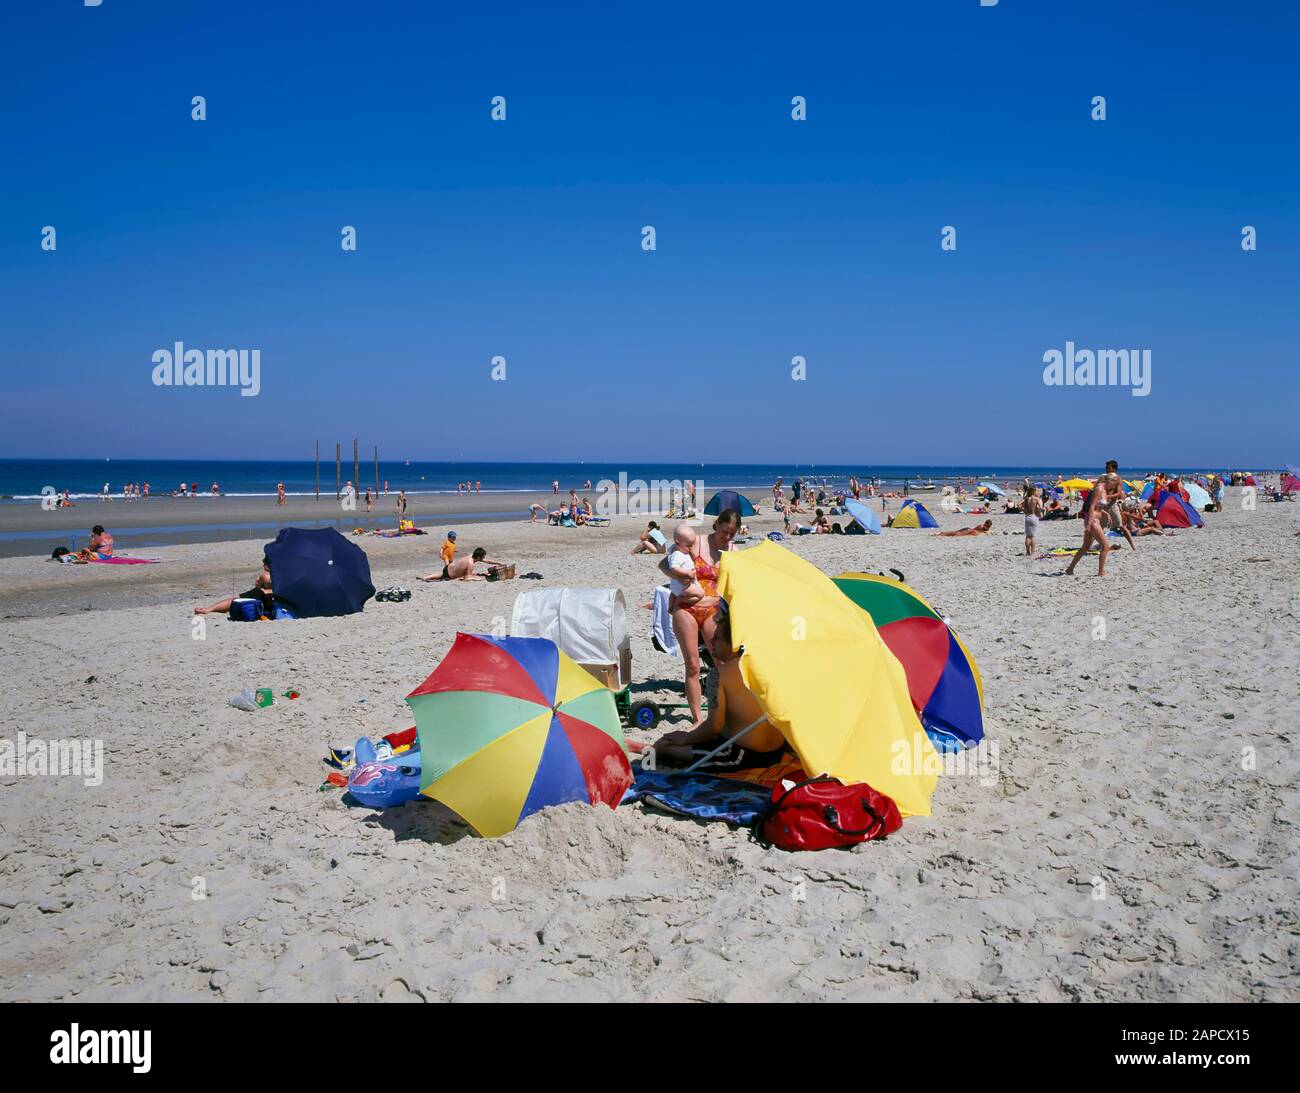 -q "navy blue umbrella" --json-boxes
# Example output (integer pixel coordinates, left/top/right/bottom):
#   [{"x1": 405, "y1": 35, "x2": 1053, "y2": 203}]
[
  {"x1": 265, "y1": 528, "x2": 375, "y2": 618},
  {"x1": 702, "y1": 489, "x2": 757, "y2": 517}
]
